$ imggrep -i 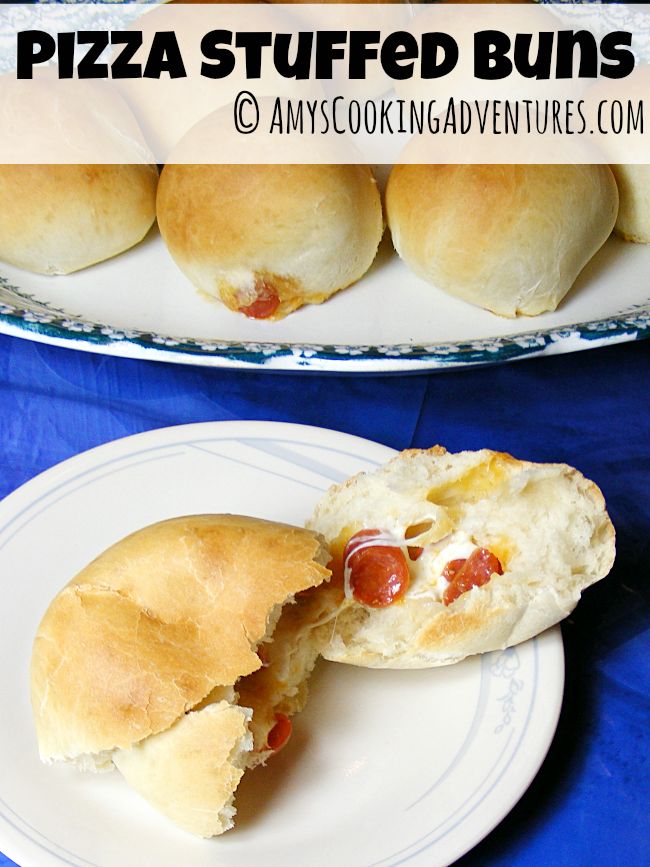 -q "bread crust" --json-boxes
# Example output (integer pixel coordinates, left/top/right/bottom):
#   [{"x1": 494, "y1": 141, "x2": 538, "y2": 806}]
[
  {"x1": 0, "y1": 165, "x2": 158, "y2": 275},
  {"x1": 157, "y1": 163, "x2": 384, "y2": 318},
  {"x1": 386, "y1": 164, "x2": 618, "y2": 316},
  {"x1": 113, "y1": 701, "x2": 252, "y2": 838},
  {"x1": 31, "y1": 514, "x2": 330, "y2": 763},
  {"x1": 611, "y1": 164, "x2": 650, "y2": 243},
  {"x1": 308, "y1": 447, "x2": 615, "y2": 668}
]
